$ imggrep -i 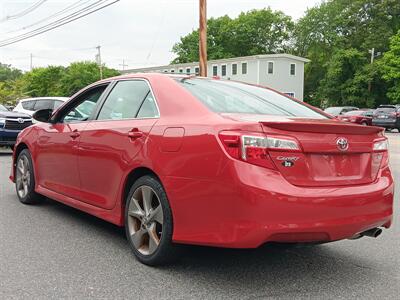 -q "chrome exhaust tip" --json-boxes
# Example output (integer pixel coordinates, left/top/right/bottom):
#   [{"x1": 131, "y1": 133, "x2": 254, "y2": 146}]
[{"x1": 360, "y1": 227, "x2": 383, "y2": 238}]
